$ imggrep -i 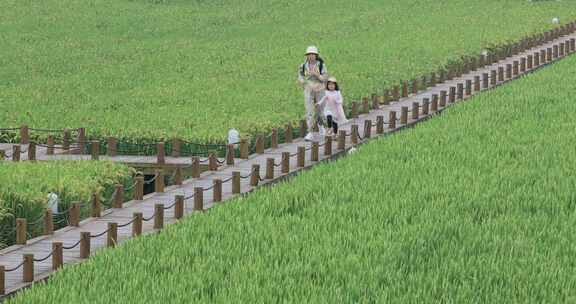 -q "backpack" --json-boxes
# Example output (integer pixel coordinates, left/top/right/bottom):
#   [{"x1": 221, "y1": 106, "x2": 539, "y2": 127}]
[{"x1": 301, "y1": 57, "x2": 324, "y2": 76}]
